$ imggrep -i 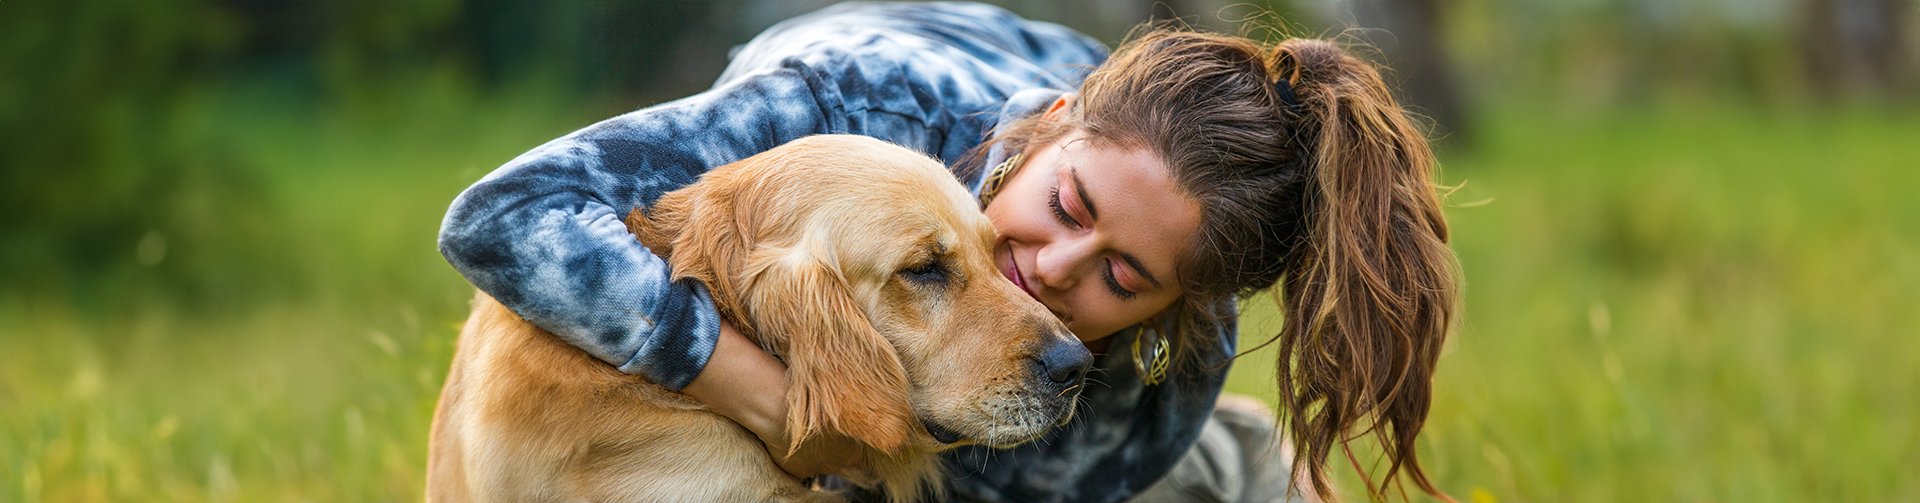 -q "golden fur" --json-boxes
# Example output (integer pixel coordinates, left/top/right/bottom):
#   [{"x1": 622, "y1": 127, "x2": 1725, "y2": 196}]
[{"x1": 428, "y1": 135, "x2": 1082, "y2": 502}]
